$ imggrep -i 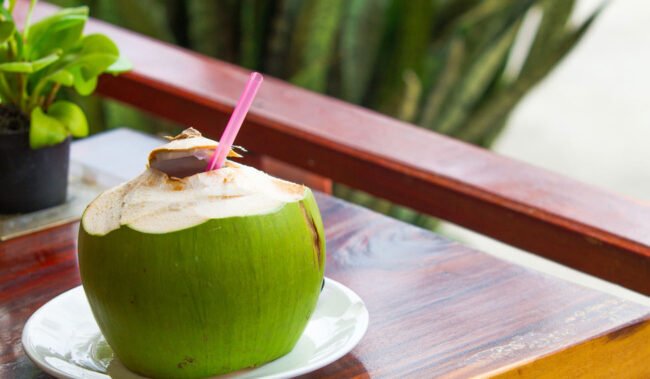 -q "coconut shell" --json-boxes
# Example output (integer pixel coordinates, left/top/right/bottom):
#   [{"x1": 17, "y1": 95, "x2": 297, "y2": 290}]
[{"x1": 78, "y1": 189, "x2": 325, "y2": 378}]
